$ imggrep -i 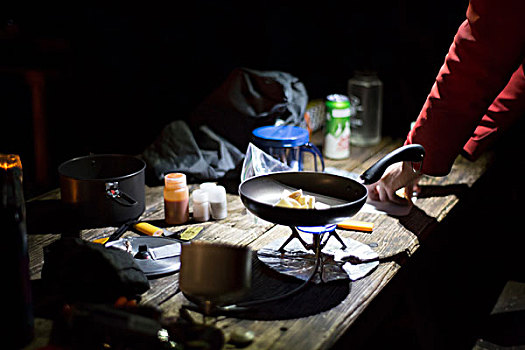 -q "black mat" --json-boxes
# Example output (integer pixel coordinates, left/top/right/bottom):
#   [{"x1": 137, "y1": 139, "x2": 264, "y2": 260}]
[{"x1": 187, "y1": 255, "x2": 350, "y2": 321}]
